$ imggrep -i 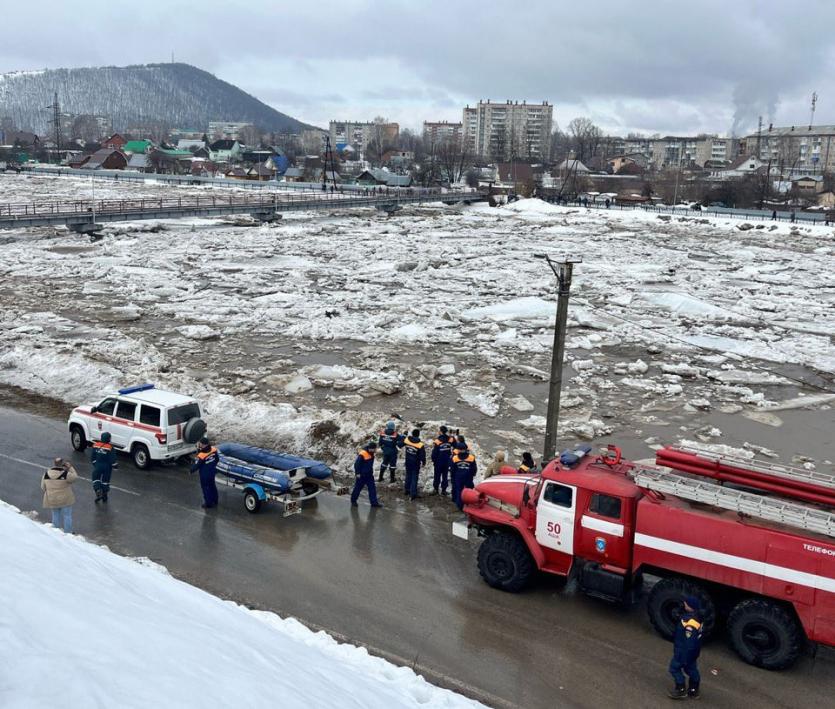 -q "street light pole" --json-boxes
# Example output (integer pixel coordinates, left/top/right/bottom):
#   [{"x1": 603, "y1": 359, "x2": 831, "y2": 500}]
[{"x1": 538, "y1": 254, "x2": 582, "y2": 464}]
